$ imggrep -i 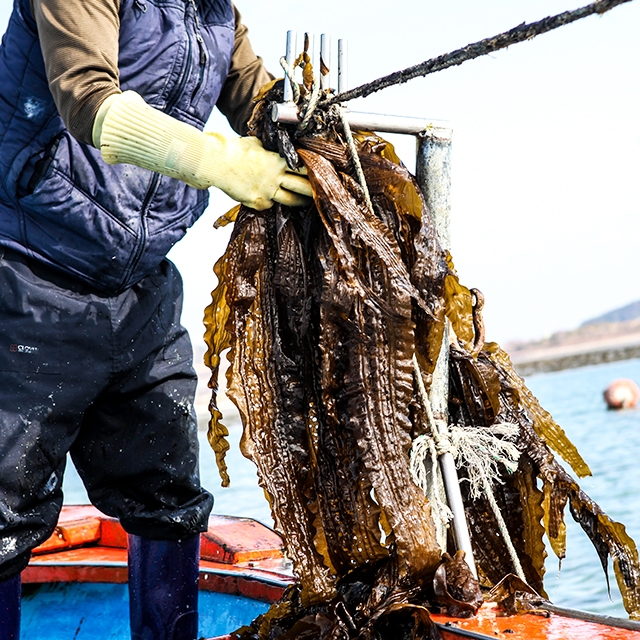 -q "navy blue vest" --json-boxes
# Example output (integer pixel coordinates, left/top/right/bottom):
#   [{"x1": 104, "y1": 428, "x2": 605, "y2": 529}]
[{"x1": 0, "y1": 0, "x2": 234, "y2": 292}]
